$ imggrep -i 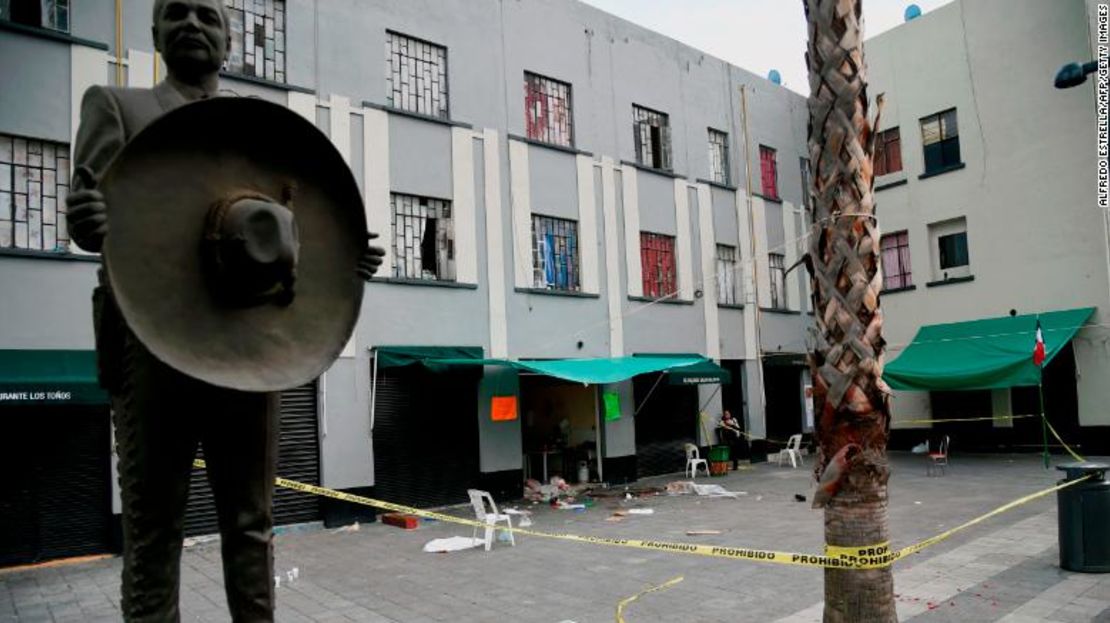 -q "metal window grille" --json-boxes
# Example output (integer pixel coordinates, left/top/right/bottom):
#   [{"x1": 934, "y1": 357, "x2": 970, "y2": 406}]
[
  {"x1": 759, "y1": 145, "x2": 778, "y2": 200},
  {"x1": 708, "y1": 128, "x2": 729, "y2": 185},
  {"x1": 768, "y1": 252, "x2": 786, "y2": 309},
  {"x1": 224, "y1": 0, "x2": 285, "y2": 83},
  {"x1": 874, "y1": 128, "x2": 903, "y2": 176},
  {"x1": 1, "y1": 0, "x2": 68, "y2": 32},
  {"x1": 633, "y1": 105, "x2": 672, "y2": 170},
  {"x1": 390, "y1": 193, "x2": 455, "y2": 281},
  {"x1": 0, "y1": 134, "x2": 70, "y2": 252},
  {"x1": 920, "y1": 109, "x2": 960, "y2": 173},
  {"x1": 715, "y1": 244, "x2": 738, "y2": 305},
  {"x1": 640, "y1": 232, "x2": 677, "y2": 298},
  {"x1": 525, "y1": 72, "x2": 574, "y2": 148},
  {"x1": 531, "y1": 215, "x2": 580, "y2": 291},
  {"x1": 880, "y1": 231, "x2": 912, "y2": 290},
  {"x1": 386, "y1": 31, "x2": 449, "y2": 119}
]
